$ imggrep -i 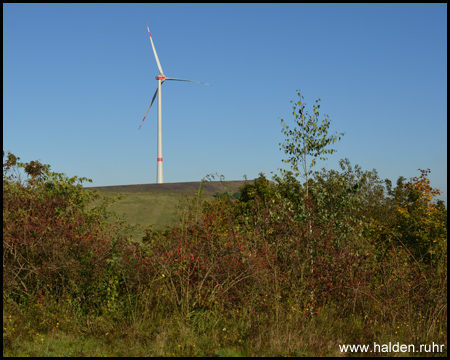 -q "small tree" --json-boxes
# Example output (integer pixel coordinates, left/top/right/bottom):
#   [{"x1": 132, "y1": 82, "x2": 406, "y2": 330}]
[
  {"x1": 279, "y1": 89, "x2": 345, "y2": 199},
  {"x1": 391, "y1": 169, "x2": 447, "y2": 264}
]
